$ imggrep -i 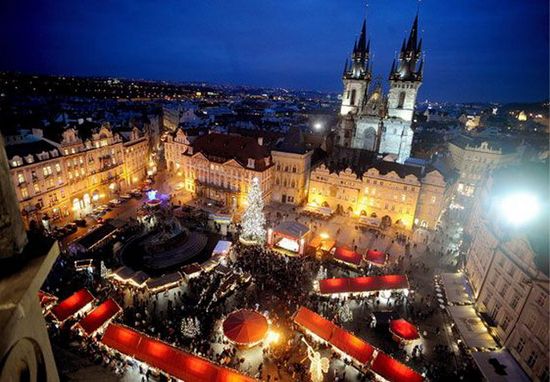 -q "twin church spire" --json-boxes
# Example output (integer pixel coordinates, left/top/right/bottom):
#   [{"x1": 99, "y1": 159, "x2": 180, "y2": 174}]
[{"x1": 343, "y1": 14, "x2": 423, "y2": 84}]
